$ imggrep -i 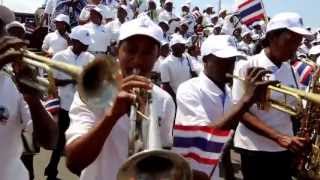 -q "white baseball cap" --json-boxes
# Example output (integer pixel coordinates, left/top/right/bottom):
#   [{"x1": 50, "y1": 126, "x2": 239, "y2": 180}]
[
  {"x1": 309, "y1": 45, "x2": 320, "y2": 56},
  {"x1": 164, "y1": 0, "x2": 173, "y2": 5},
  {"x1": 70, "y1": 26, "x2": 93, "y2": 46},
  {"x1": 91, "y1": 6, "x2": 105, "y2": 18},
  {"x1": 6, "y1": 21, "x2": 25, "y2": 32},
  {"x1": 0, "y1": 6, "x2": 15, "y2": 25},
  {"x1": 169, "y1": 34, "x2": 187, "y2": 48},
  {"x1": 54, "y1": 14, "x2": 70, "y2": 25},
  {"x1": 201, "y1": 35, "x2": 243, "y2": 59},
  {"x1": 119, "y1": 16, "x2": 163, "y2": 44},
  {"x1": 266, "y1": 12, "x2": 312, "y2": 36}
]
